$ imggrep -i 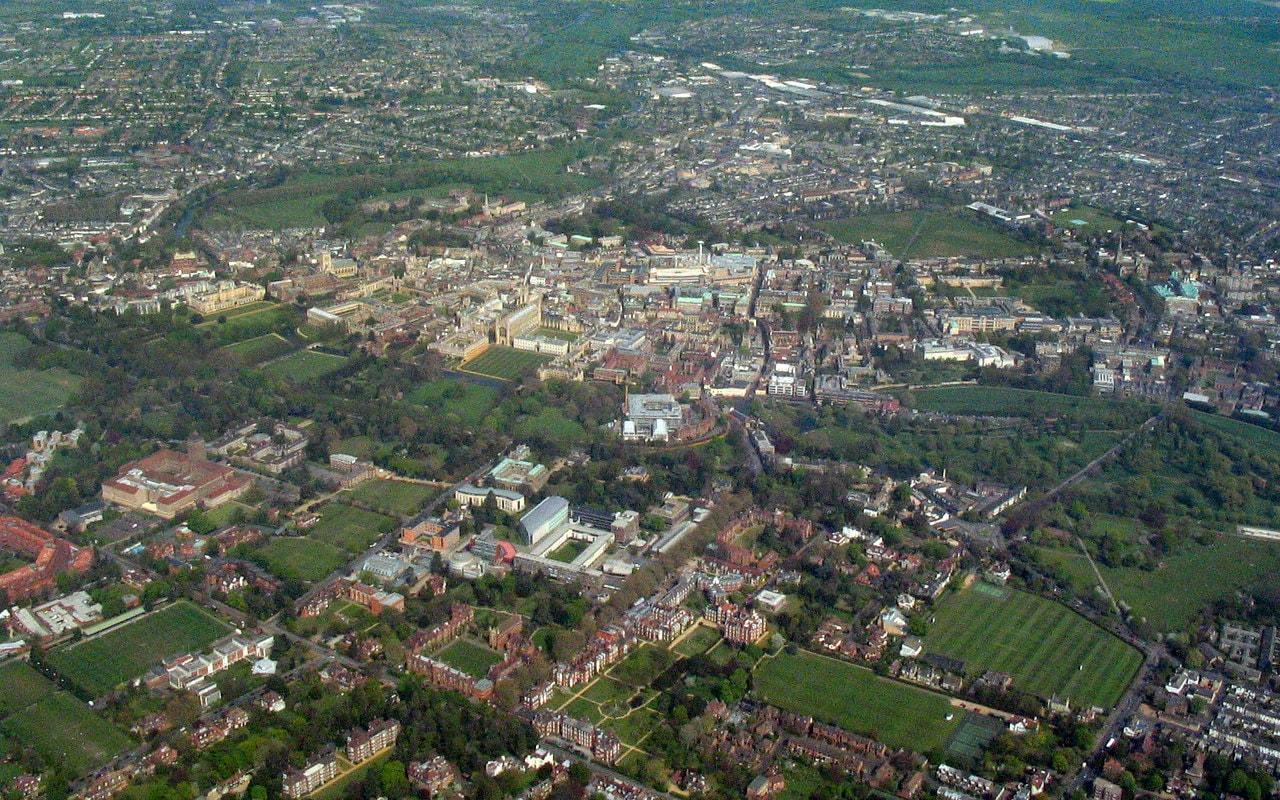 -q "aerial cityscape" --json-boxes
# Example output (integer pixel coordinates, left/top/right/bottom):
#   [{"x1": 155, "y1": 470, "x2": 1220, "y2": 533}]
[{"x1": 0, "y1": 2, "x2": 1277, "y2": 800}]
